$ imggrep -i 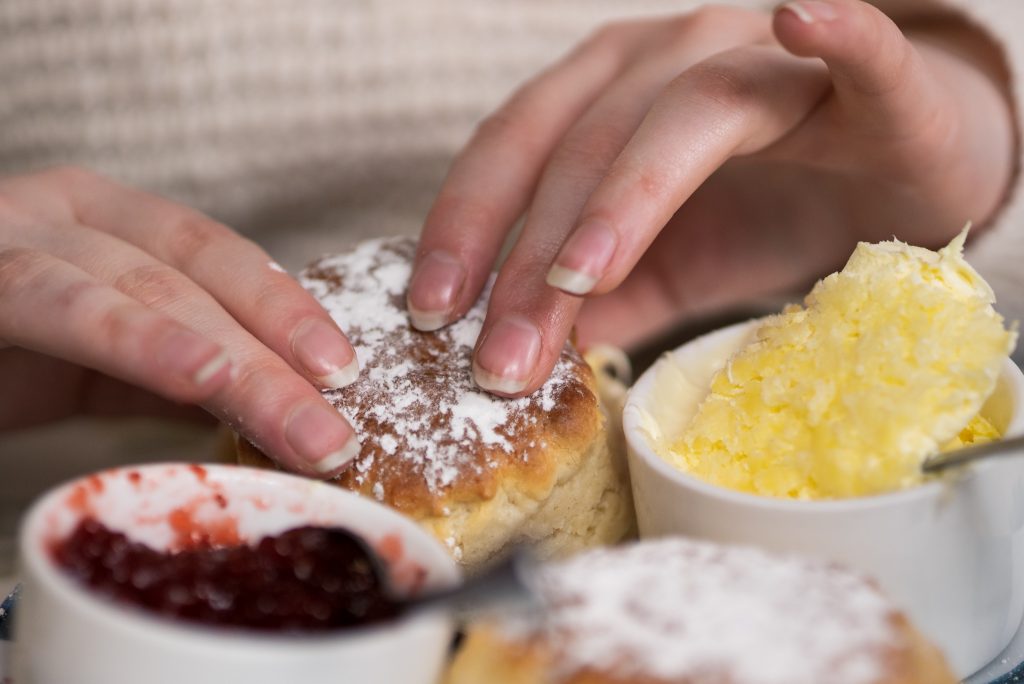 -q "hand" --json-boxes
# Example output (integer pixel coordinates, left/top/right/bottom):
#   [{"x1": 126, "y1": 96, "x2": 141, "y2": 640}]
[
  {"x1": 0, "y1": 167, "x2": 361, "y2": 477},
  {"x1": 410, "y1": 0, "x2": 1015, "y2": 396}
]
